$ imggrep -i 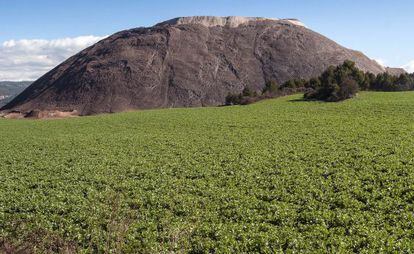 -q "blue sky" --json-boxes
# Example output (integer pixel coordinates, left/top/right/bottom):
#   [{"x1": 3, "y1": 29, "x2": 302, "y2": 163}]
[{"x1": 1, "y1": 0, "x2": 413, "y2": 80}]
